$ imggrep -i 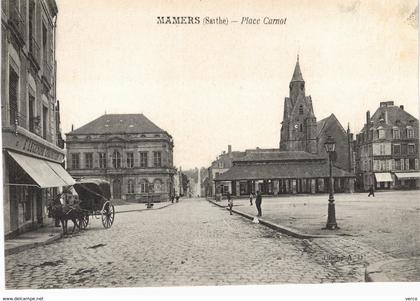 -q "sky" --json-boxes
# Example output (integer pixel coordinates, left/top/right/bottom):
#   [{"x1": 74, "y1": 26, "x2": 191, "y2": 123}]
[{"x1": 55, "y1": 0, "x2": 418, "y2": 170}]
